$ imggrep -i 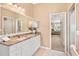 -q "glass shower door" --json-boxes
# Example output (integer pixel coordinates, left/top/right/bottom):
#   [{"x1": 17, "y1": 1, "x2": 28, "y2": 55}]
[{"x1": 68, "y1": 4, "x2": 76, "y2": 55}]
